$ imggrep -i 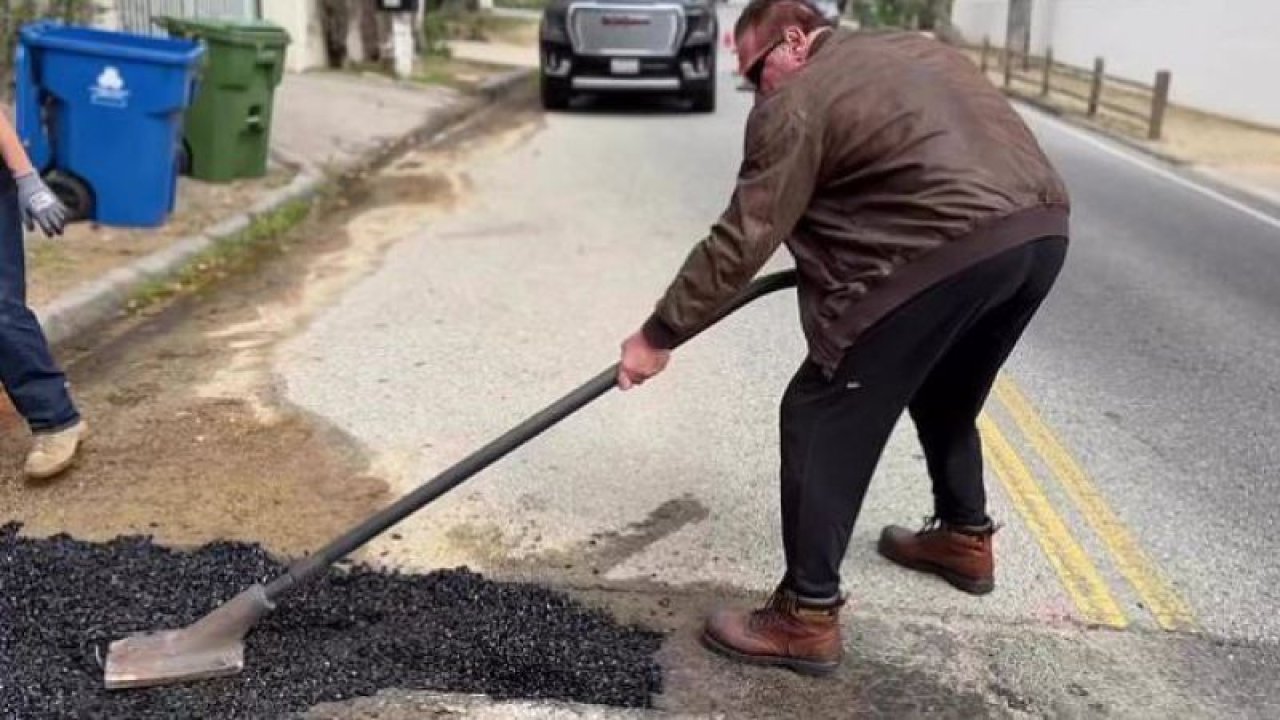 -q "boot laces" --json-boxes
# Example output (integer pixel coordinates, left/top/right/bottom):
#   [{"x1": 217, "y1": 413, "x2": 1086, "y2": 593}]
[
  {"x1": 917, "y1": 515, "x2": 943, "y2": 534},
  {"x1": 747, "y1": 591, "x2": 796, "y2": 630},
  {"x1": 918, "y1": 515, "x2": 1002, "y2": 537}
]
